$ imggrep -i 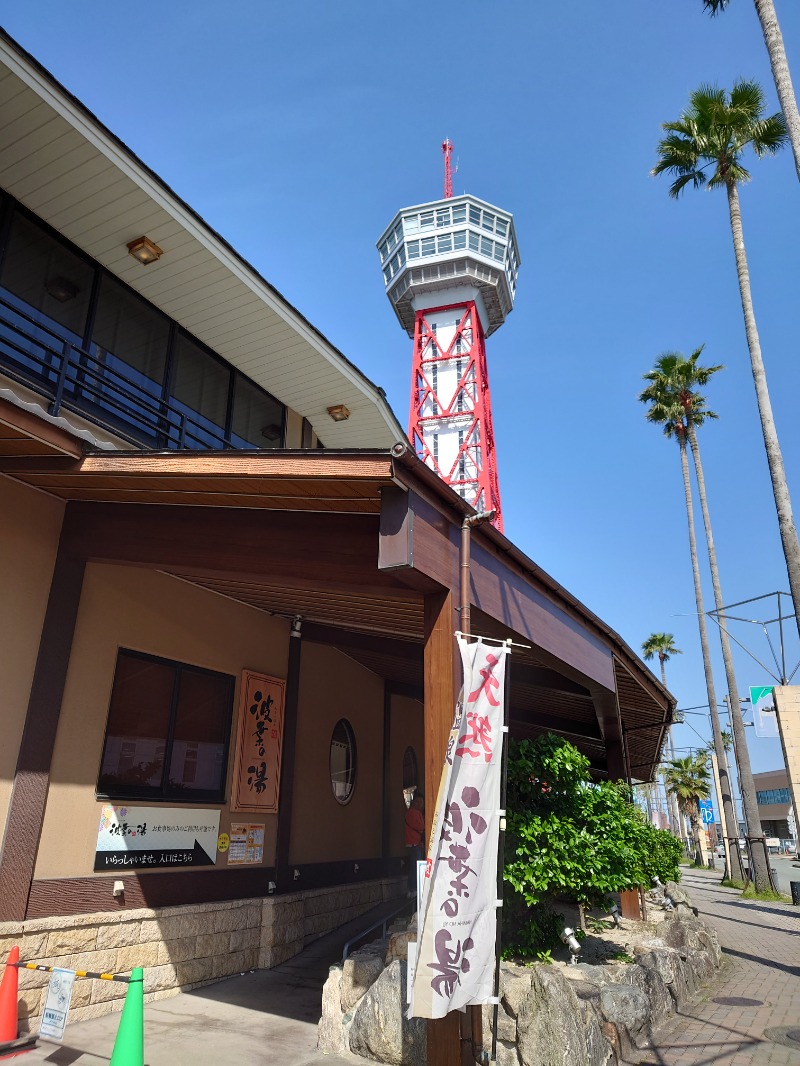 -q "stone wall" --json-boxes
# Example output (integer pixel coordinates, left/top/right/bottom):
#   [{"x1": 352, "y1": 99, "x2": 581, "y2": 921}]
[
  {"x1": 0, "y1": 877, "x2": 403, "y2": 1031},
  {"x1": 319, "y1": 901, "x2": 723, "y2": 1066}
]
